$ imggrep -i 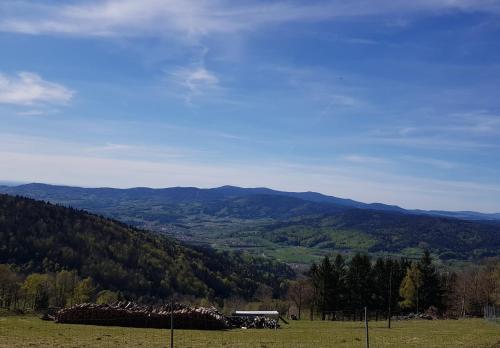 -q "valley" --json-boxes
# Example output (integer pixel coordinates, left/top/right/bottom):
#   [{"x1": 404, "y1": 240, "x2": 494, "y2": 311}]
[{"x1": 2, "y1": 183, "x2": 499, "y2": 266}]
